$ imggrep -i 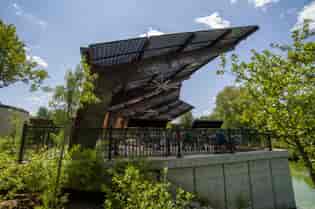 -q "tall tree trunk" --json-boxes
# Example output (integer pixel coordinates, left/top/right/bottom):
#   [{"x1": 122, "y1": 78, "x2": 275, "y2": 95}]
[{"x1": 295, "y1": 139, "x2": 315, "y2": 184}]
